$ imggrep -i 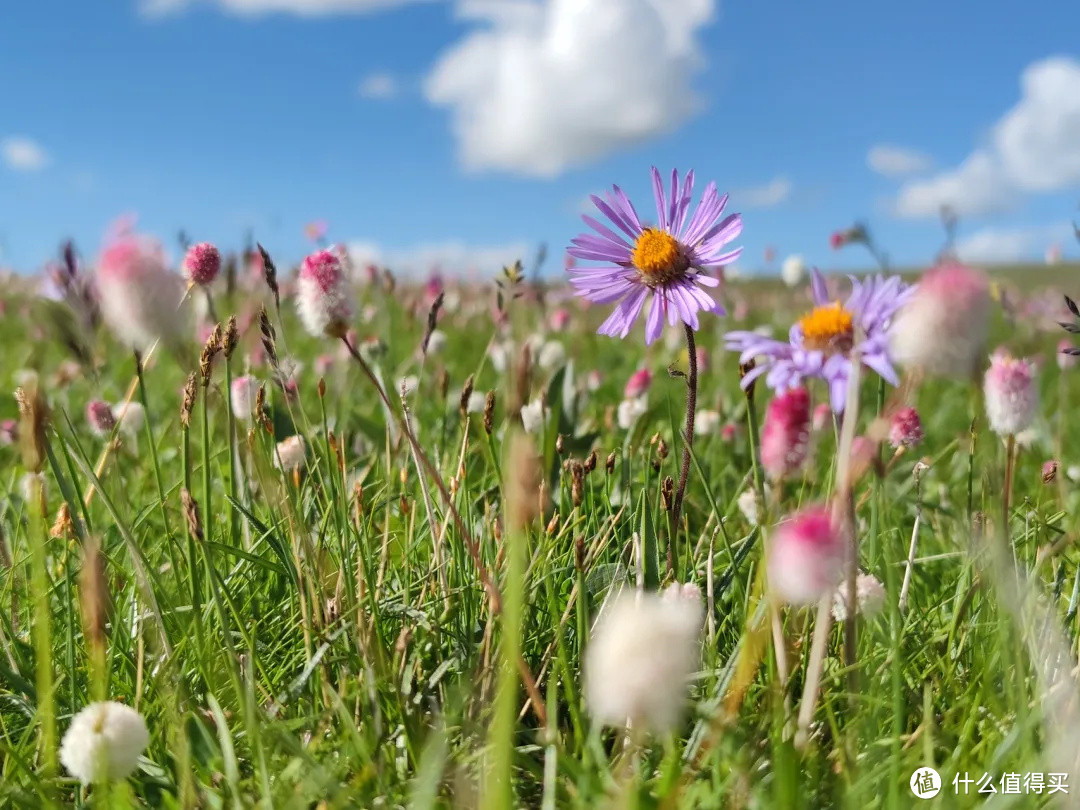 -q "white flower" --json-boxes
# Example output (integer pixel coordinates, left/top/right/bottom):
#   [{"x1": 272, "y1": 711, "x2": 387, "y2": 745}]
[
  {"x1": 489, "y1": 341, "x2": 512, "y2": 373},
  {"x1": 781, "y1": 254, "x2": 806, "y2": 287},
  {"x1": 466, "y1": 391, "x2": 487, "y2": 414},
  {"x1": 695, "y1": 409, "x2": 721, "y2": 436},
  {"x1": 96, "y1": 235, "x2": 189, "y2": 352},
  {"x1": 537, "y1": 340, "x2": 566, "y2": 371},
  {"x1": 273, "y1": 435, "x2": 306, "y2": 473},
  {"x1": 521, "y1": 399, "x2": 545, "y2": 434},
  {"x1": 737, "y1": 489, "x2": 761, "y2": 526},
  {"x1": 617, "y1": 397, "x2": 647, "y2": 430},
  {"x1": 831, "y1": 573, "x2": 887, "y2": 621},
  {"x1": 662, "y1": 582, "x2": 704, "y2": 609},
  {"x1": 230, "y1": 376, "x2": 260, "y2": 421},
  {"x1": 585, "y1": 591, "x2": 702, "y2": 732},
  {"x1": 60, "y1": 701, "x2": 149, "y2": 784},
  {"x1": 112, "y1": 401, "x2": 145, "y2": 436},
  {"x1": 425, "y1": 329, "x2": 447, "y2": 355}
]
